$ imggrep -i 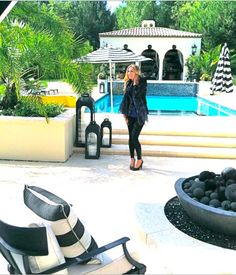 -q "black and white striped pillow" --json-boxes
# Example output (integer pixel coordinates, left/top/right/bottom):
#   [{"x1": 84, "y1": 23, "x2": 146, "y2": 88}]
[{"x1": 23, "y1": 185, "x2": 99, "y2": 260}]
